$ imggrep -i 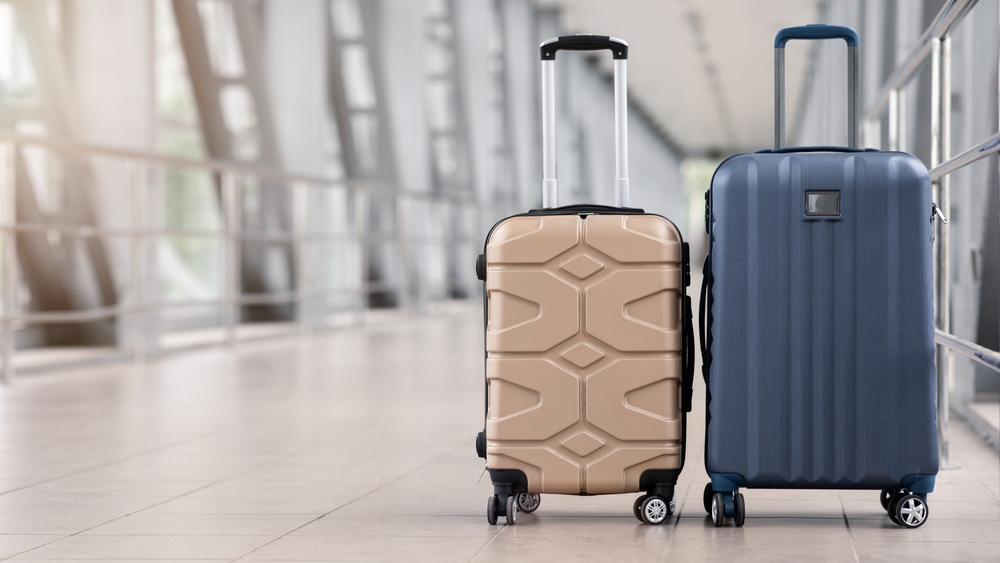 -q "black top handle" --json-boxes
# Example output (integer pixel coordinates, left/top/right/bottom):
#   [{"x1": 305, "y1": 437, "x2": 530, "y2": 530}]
[{"x1": 540, "y1": 35, "x2": 628, "y2": 60}]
